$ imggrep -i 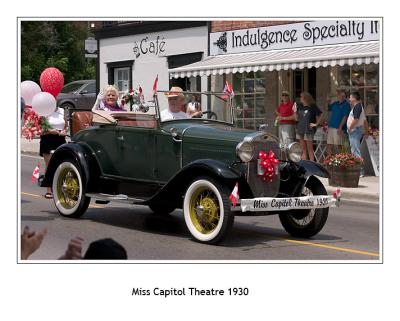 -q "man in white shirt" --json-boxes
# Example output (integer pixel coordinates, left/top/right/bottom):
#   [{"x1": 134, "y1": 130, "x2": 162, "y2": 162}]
[{"x1": 160, "y1": 86, "x2": 189, "y2": 121}]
